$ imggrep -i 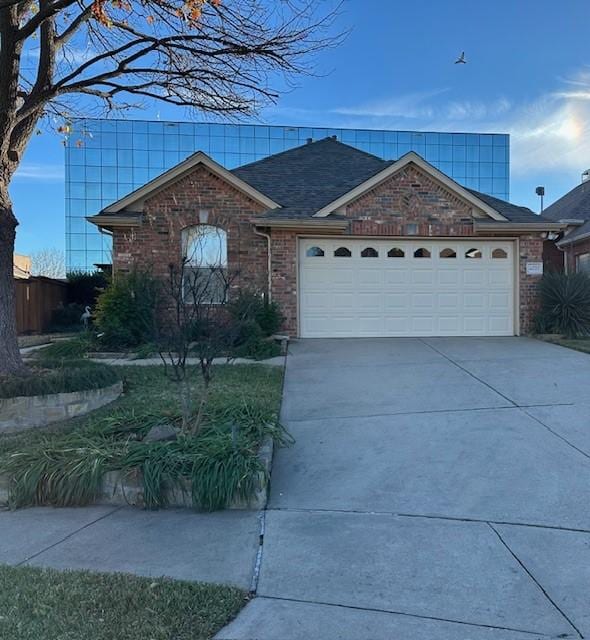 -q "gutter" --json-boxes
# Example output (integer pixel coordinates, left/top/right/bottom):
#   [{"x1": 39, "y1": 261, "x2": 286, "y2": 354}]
[
  {"x1": 252, "y1": 218, "x2": 349, "y2": 230},
  {"x1": 474, "y1": 221, "x2": 566, "y2": 232},
  {"x1": 87, "y1": 213, "x2": 143, "y2": 230},
  {"x1": 557, "y1": 230, "x2": 590, "y2": 247}
]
